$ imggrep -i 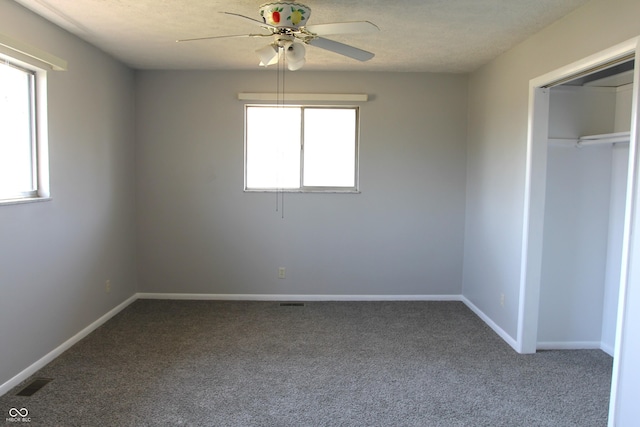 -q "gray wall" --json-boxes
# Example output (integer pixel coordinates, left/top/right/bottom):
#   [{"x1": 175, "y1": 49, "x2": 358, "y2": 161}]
[
  {"x1": 464, "y1": 0, "x2": 640, "y2": 423},
  {"x1": 0, "y1": 1, "x2": 137, "y2": 388},
  {"x1": 464, "y1": 0, "x2": 640, "y2": 343},
  {"x1": 135, "y1": 71, "x2": 468, "y2": 296}
]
